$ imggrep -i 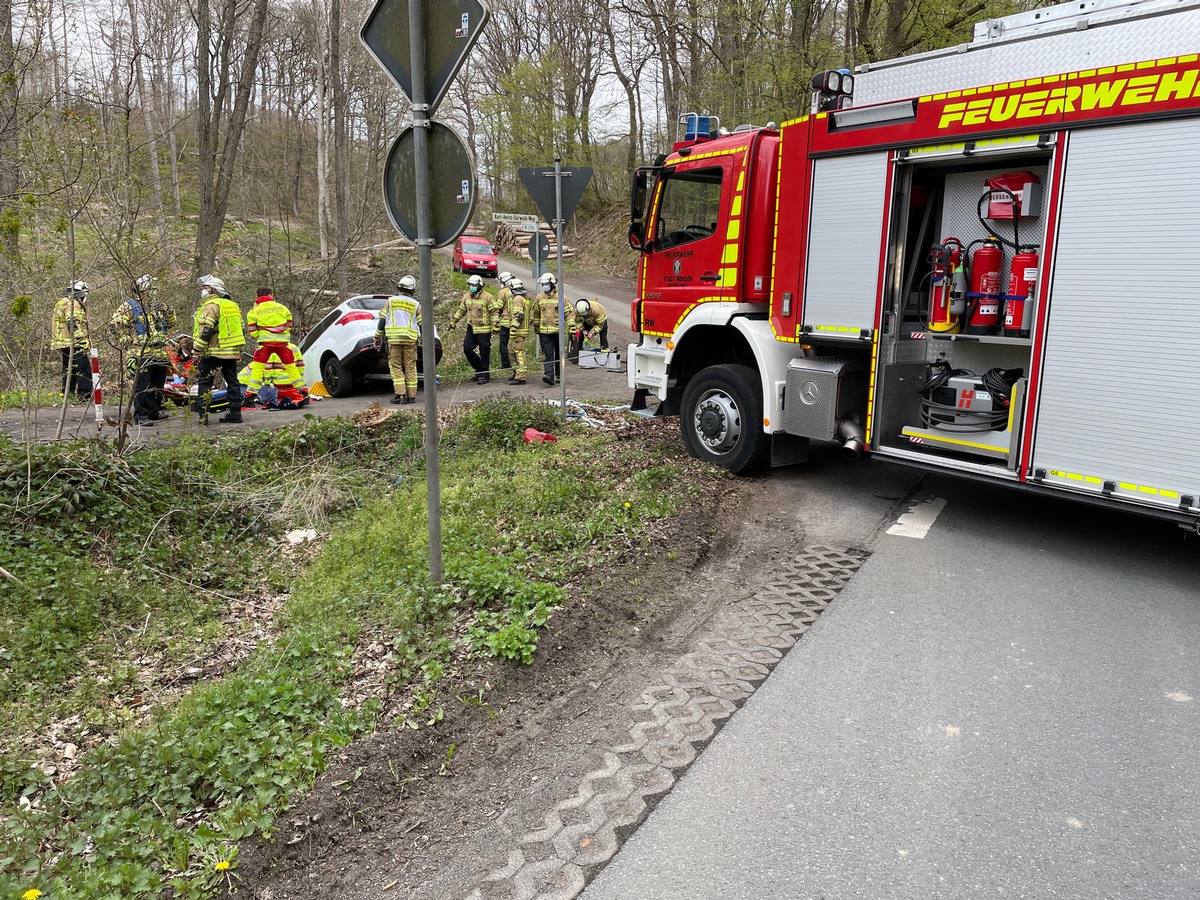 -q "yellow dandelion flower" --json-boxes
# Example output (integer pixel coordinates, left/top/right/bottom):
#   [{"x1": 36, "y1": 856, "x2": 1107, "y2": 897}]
[
  {"x1": 215, "y1": 860, "x2": 231, "y2": 871},
  {"x1": 22, "y1": 889, "x2": 43, "y2": 900},
  {"x1": 623, "y1": 502, "x2": 631, "y2": 508}
]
